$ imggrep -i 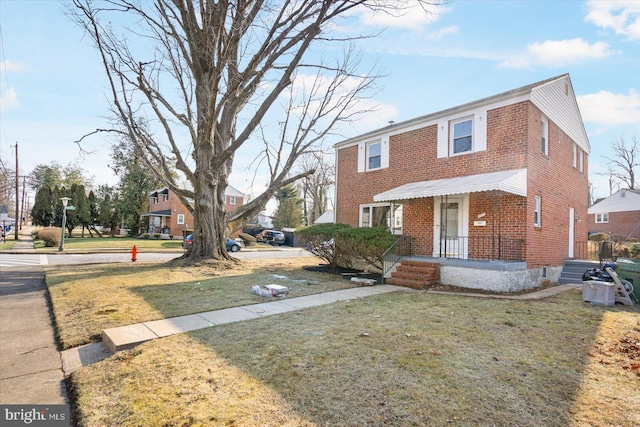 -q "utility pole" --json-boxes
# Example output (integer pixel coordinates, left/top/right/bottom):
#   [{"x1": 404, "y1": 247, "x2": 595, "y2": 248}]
[
  {"x1": 20, "y1": 175, "x2": 27, "y2": 229},
  {"x1": 14, "y1": 142, "x2": 19, "y2": 240}
]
